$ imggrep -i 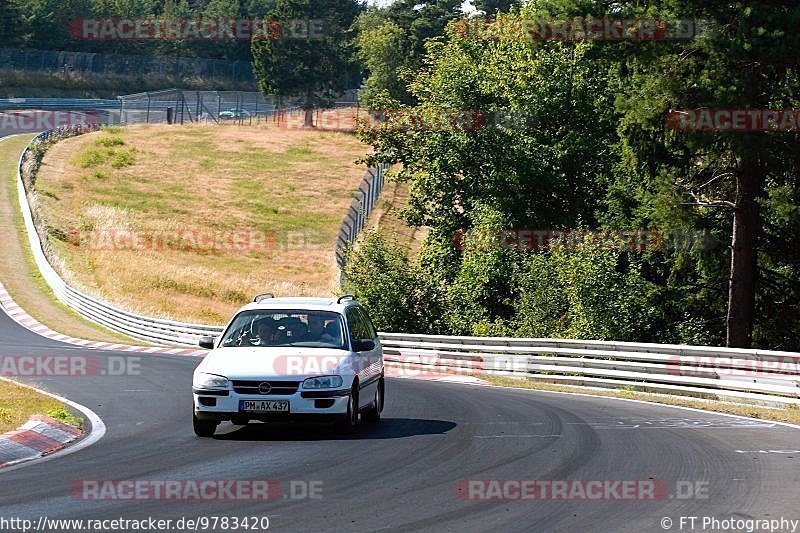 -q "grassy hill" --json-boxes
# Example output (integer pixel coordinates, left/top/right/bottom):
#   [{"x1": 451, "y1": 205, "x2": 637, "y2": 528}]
[{"x1": 35, "y1": 123, "x2": 369, "y2": 324}]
